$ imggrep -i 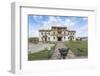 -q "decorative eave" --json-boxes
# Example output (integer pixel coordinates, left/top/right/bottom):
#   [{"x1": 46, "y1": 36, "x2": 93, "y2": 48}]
[
  {"x1": 51, "y1": 26, "x2": 67, "y2": 29},
  {"x1": 68, "y1": 30, "x2": 76, "y2": 32}
]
